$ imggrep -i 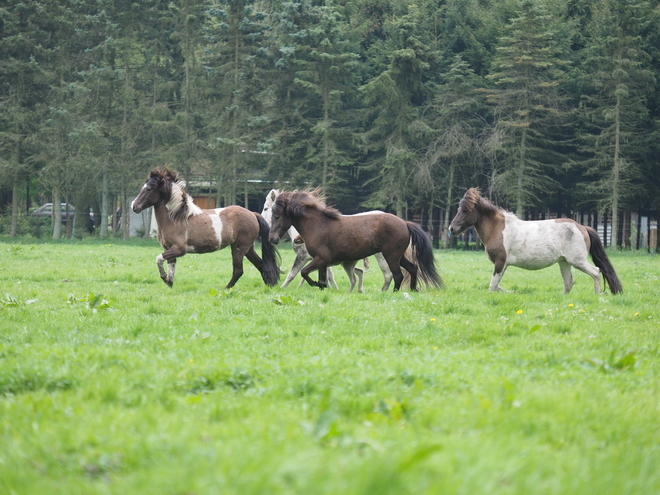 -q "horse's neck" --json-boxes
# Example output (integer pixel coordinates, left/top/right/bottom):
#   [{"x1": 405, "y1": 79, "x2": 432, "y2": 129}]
[
  {"x1": 291, "y1": 212, "x2": 320, "y2": 239},
  {"x1": 474, "y1": 210, "x2": 507, "y2": 245},
  {"x1": 152, "y1": 201, "x2": 175, "y2": 228}
]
